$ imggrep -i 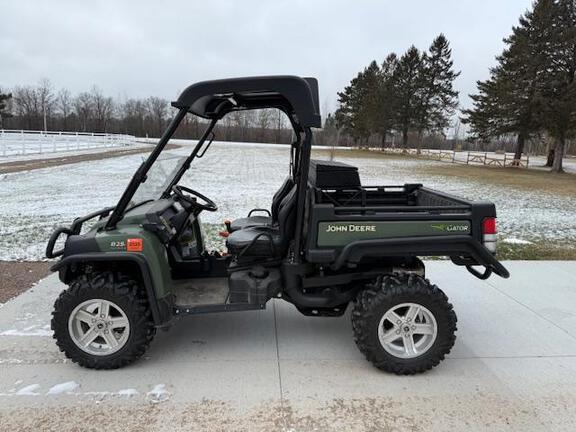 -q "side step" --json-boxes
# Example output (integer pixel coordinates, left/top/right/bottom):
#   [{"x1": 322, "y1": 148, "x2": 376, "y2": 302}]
[{"x1": 174, "y1": 303, "x2": 265, "y2": 316}]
